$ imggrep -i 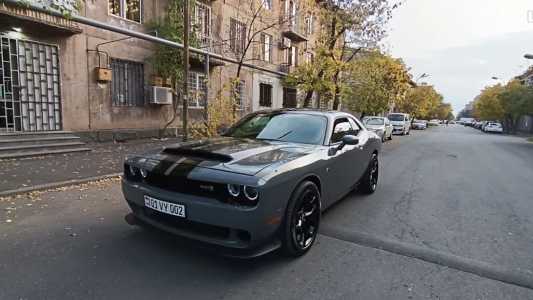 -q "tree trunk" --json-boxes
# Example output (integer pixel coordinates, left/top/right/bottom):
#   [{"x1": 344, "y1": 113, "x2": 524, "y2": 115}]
[
  {"x1": 332, "y1": 71, "x2": 341, "y2": 110},
  {"x1": 303, "y1": 90, "x2": 314, "y2": 107}
]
